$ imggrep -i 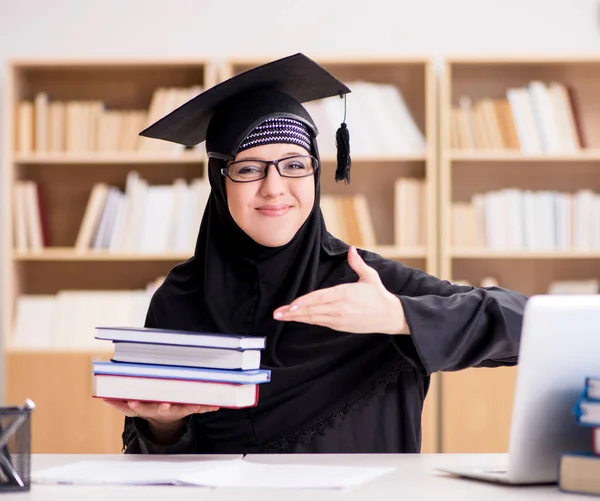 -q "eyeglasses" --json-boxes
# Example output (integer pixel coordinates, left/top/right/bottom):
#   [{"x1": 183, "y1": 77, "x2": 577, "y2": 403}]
[{"x1": 220, "y1": 155, "x2": 319, "y2": 183}]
